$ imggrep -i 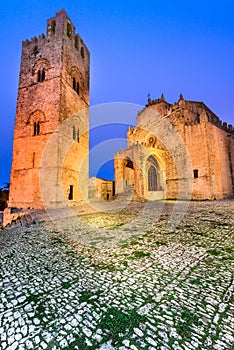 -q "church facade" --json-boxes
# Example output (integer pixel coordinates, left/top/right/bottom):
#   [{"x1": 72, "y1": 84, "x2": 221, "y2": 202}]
[{"x1": 114, "y1": 95, "x2": 234, "y2": 200}]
